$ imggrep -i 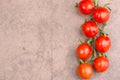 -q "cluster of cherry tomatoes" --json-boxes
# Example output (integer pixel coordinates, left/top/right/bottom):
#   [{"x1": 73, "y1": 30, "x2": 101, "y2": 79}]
[{"x1": 76, "y1": 0, "x2": 111, "y2": 79}]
